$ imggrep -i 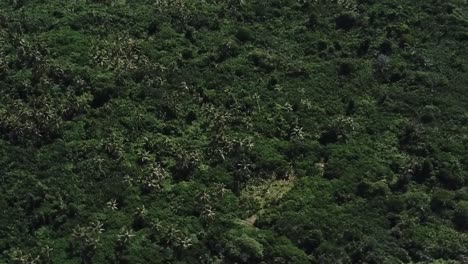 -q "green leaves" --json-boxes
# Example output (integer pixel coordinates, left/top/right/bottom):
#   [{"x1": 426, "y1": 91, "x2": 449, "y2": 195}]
[{"x1": 1, "y1": 0, "x2": 468, "y2": 263}]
